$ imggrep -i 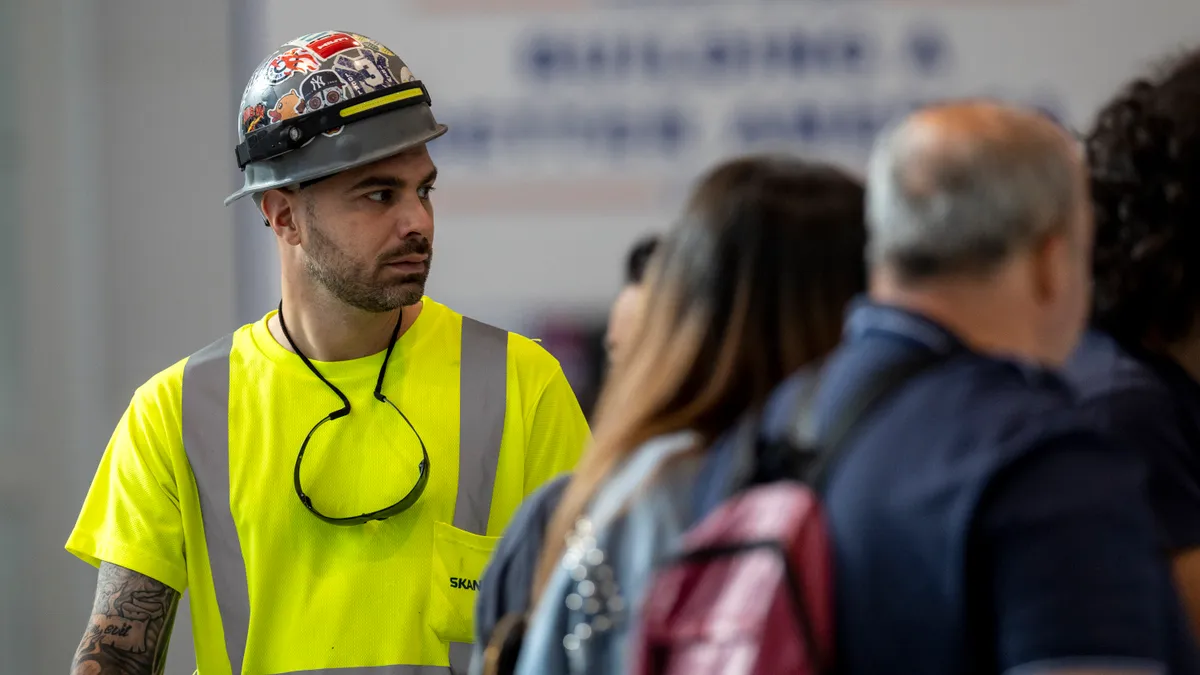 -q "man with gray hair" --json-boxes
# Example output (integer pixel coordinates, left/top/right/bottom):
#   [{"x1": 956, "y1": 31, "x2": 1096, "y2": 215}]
[{"x1": 777, "y1": 99, "x2": 1200, "y2": 673}]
